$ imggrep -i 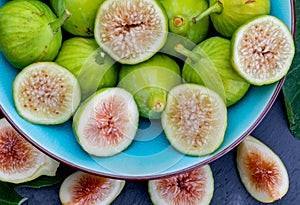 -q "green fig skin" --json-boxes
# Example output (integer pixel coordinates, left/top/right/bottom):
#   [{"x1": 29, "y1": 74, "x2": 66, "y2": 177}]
[
  {"x1": 55, "y1": 37, "x2": 119, "y2": 101},
  {"x1": 118, "y1": 54, "x2": 182, "y2": 119},
  {"x1": 160, "y1": 0, "x2": 209, "y2": 44},
  {"x1": 182, "y1": 37, "x2": 250, "y2": 107},
  {"x1": 193, "y1": 0, "x2": 270, "y2": 38},
  {"x1": 0, "y1": 0, "x2": 66, "y2": 69},
  {"x1": 50, "y1": 0, "x2": 104, "y2": 37}
]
